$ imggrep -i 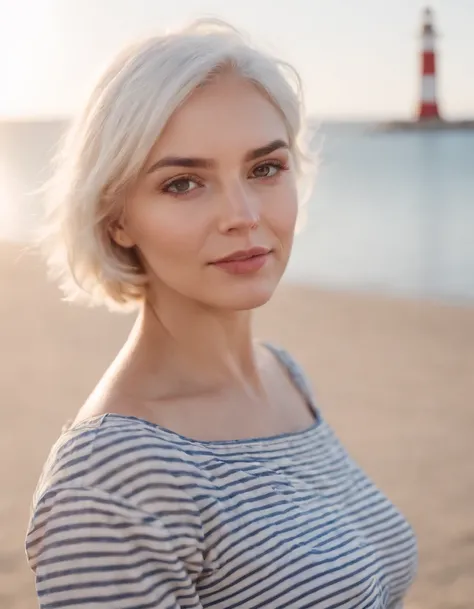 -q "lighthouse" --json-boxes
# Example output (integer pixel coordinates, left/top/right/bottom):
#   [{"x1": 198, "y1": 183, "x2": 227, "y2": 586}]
[
  {"x1": 418, "y1": 7, "x2": 441, "y2": 121},
  {"x1": 382, "y1": 7, "x2": 474, "y2": 130}
]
